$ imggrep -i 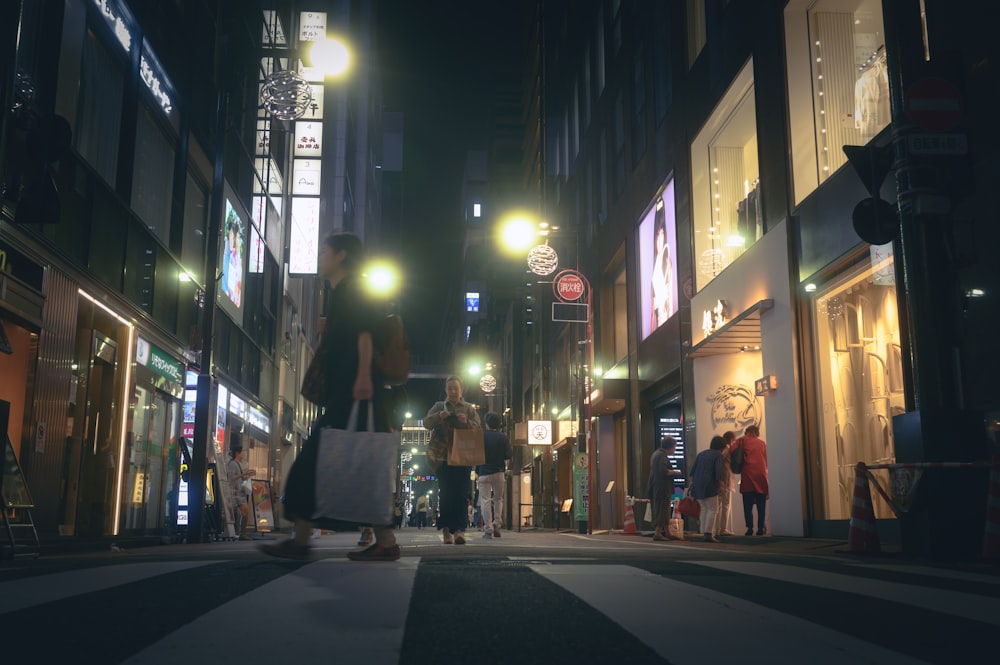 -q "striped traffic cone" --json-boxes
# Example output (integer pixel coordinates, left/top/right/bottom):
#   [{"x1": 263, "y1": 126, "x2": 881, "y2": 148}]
[
  {"x1": 623, "y1": 496, "x2": 638, "y2": 534},
  {"x1": 983, "y1": 453, "x2": 1000, "y2": 560},
  {"x1": 846, "y1": 462, "x2": 881, "y2": 554}
]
